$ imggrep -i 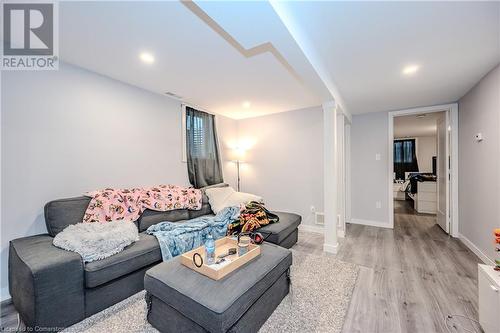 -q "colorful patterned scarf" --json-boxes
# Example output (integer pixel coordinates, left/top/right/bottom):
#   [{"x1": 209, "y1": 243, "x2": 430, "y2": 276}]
[{"x1": 227, "y1": 201, "x2": 279, "y2": 235}]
